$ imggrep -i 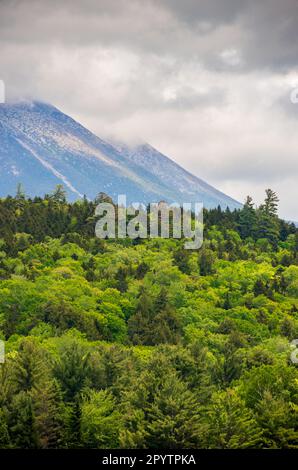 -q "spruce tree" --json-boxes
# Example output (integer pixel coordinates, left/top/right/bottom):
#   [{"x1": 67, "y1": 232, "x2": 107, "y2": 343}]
[
  {"x1": 9, "y1": 392, "x2": 39, "y2": 448},
  {"x1": 256, "y1": 189, "x2": 280, "y2": 247},
  {"x1": 239, "y1": 196, "x2": 256, "y2": 238},
  {"x1": 145, "y1": 371, "x2": 205, "y2": 448},
  {"x1": 204, "y1": 390, "x2": 263, "y2": 448}
]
